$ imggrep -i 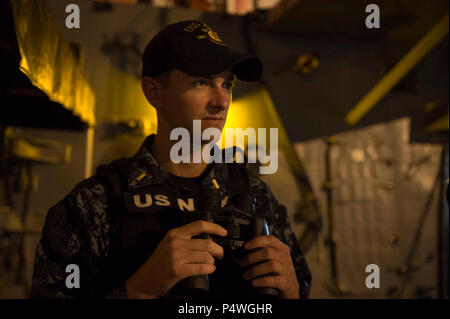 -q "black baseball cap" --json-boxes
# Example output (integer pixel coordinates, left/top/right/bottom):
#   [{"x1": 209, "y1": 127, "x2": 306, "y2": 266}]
[{"x1": 142, "y1": 20, "x2": 263, "y2": 82}]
